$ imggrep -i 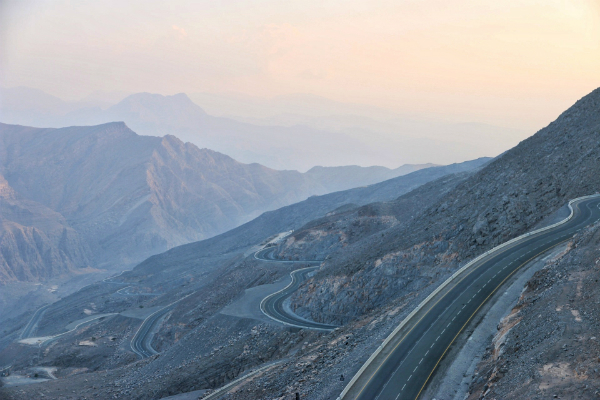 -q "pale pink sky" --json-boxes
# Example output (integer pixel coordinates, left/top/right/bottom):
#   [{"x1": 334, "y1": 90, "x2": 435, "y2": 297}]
[{"x1": 1, "y1": 0, "x2": 599, "y2": 130}]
